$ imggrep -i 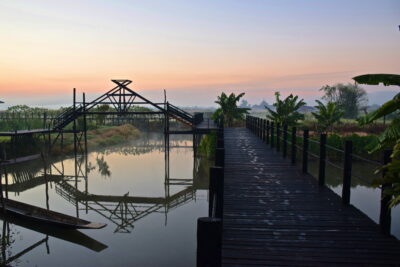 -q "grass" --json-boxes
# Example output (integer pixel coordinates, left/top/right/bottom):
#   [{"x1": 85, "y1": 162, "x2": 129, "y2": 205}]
[{"x1": 50, "y1": 124, "x2": 141, "y2": 155}]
